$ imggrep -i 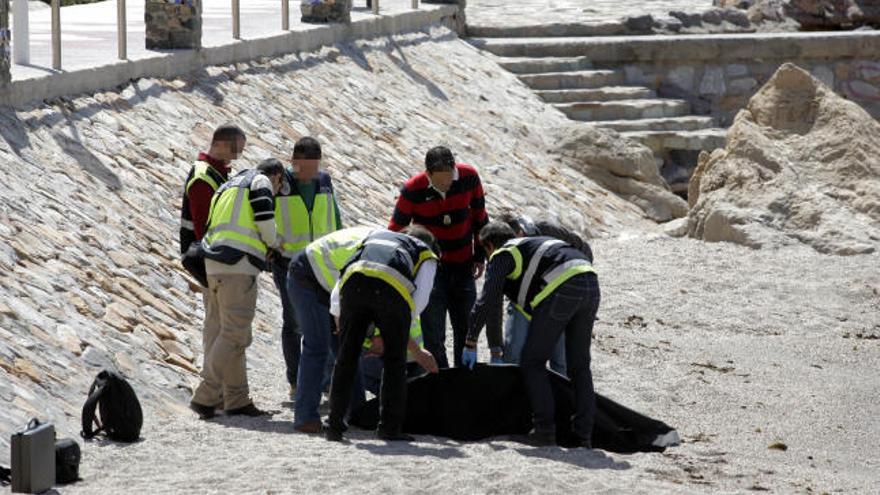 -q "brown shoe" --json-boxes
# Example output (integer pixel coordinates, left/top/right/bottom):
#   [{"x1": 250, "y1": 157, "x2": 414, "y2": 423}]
[{"x1": 294, "y1": 421, "x2": 322, "y2": 434}]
